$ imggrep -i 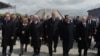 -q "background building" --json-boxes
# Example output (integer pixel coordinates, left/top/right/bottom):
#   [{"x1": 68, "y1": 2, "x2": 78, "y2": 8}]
[
  {"x1": 88, "y1": 8, "x2": 100, "y2": 18},
  {"x1": 0, "y1": 1, "x2": 12, "y2": 9},
  {"x1": 35, "y1": 9, "x2": 64, "y2": 20}
]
